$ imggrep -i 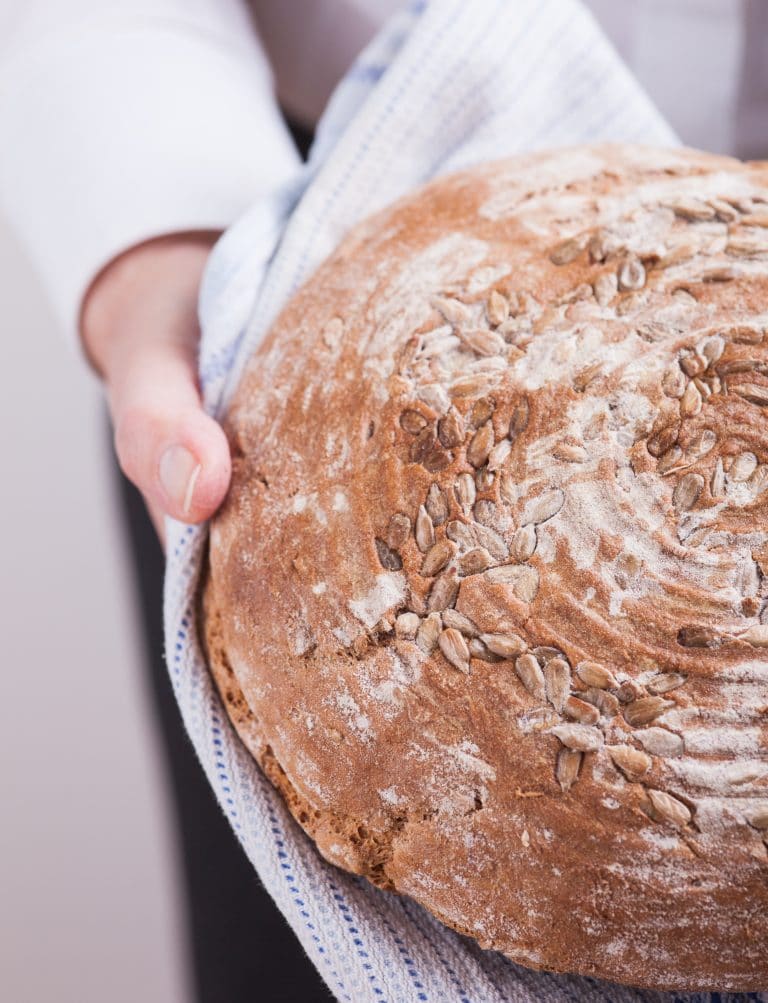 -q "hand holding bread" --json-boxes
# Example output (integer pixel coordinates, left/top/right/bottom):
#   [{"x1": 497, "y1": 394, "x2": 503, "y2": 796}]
[{"x1": 81, "y1": 232, "x2": 230, "y2": 549}]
